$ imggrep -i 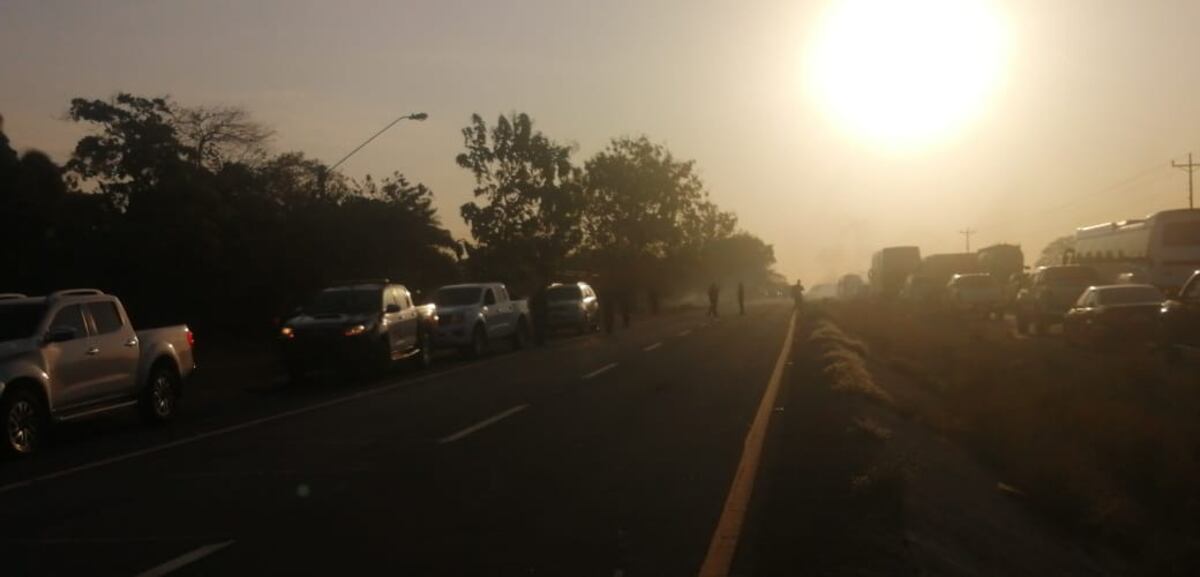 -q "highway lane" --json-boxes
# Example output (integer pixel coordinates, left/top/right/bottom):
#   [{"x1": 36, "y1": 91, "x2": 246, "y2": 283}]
[{"x1": 0, "y1": 301, "x2": 794, "y2": 576}]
